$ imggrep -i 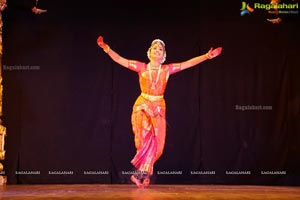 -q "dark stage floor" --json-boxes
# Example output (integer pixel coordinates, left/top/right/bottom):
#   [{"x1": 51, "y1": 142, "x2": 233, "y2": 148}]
[{"x1": 0, "y1": 184, "x2": 299, "y2": 200}]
